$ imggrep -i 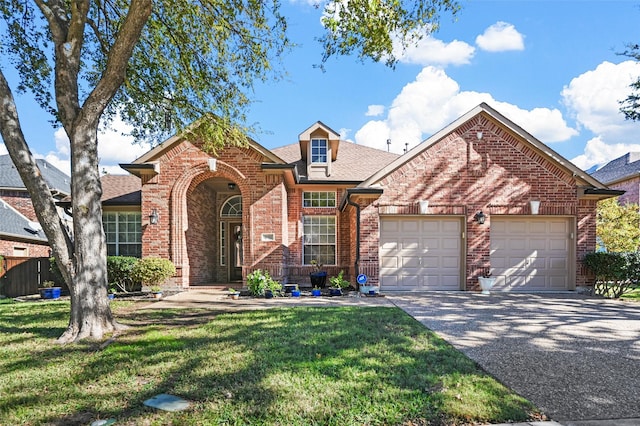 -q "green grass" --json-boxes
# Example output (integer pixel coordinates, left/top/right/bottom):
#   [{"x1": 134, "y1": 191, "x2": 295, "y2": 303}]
[
  {"x1": 0, "y1": 300, "x2": 541, "y2": 425},
  {"x1": 621, "y1": 286, "x2": 640, "y2": 301}
]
